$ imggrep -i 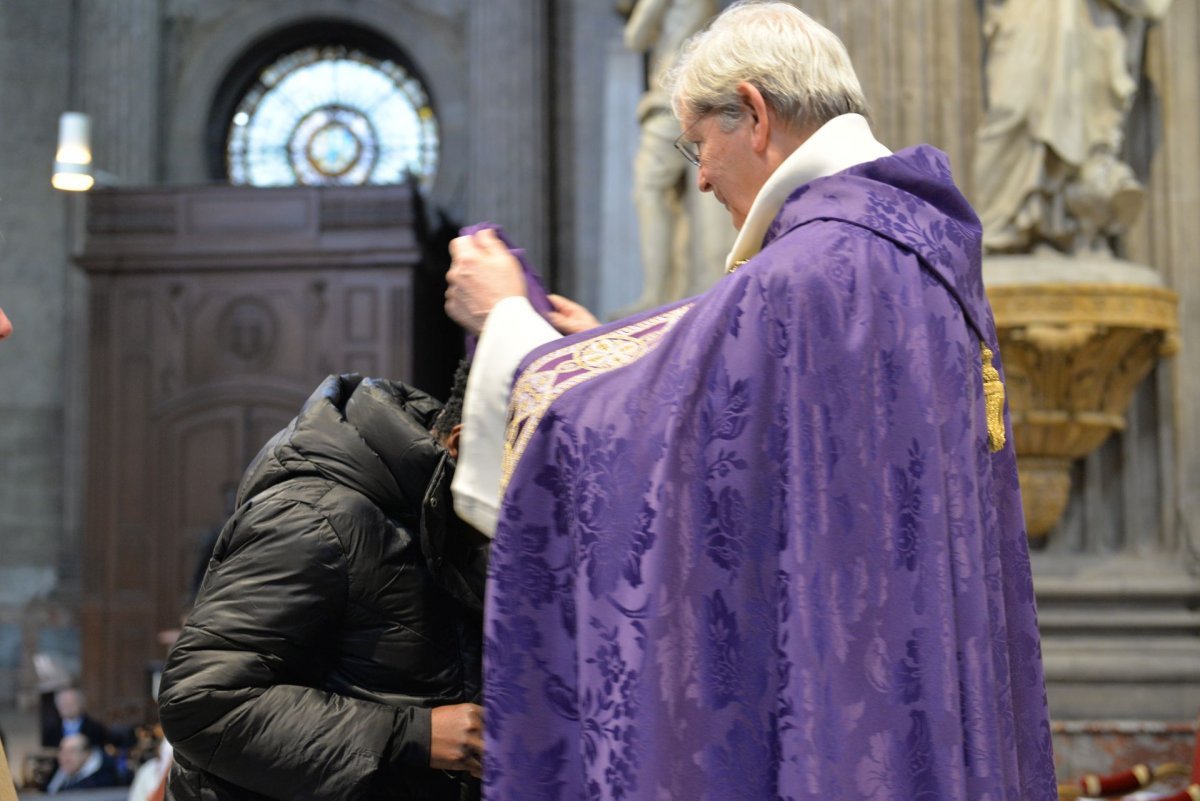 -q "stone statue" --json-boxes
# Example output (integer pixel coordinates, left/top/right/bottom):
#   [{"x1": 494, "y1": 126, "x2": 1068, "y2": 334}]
[
  {"x1": 974, "y1": 0, "x2": 1172, "y2": 255},
  {"x1": 616, "y1": 0, "x2": 721, "y2": 315},
  {"x1": 974, "y1": 0, "x2": 1180, "y2": 542}
]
